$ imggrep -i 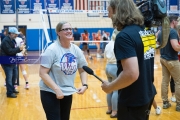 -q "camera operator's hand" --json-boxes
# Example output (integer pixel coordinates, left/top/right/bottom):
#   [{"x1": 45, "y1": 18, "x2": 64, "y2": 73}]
[{"x1": 19, "y1": 44, "x2": 26, "y2": 51}]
